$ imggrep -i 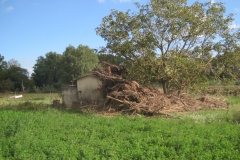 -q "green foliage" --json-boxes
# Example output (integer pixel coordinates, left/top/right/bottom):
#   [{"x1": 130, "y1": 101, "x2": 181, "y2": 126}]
[
  {"x1": 211, "y1": 46, "x2": 240, "y2": 84},
  {"x1": 33, "y1": 86, "x2": 41, "y2": 93},
  {"x1": 32, "y1": 52, "x2": 62, "y2": 88},
  {"x1": 0, "y1": 79, "x2": 14, "y2": 91},
  {"x1": 7, "y1": 59, "x2": 21, "y2": 68},
  {"x1": 97, "y1": 53, "x2": 126, "y2": 66},
  {"x1": 32, "y1": 45, "x2": 99, "y2": 88},
  {"x1": 226, "y1": 107, "x2": 240, "y2": 123},
  {"x1": 31, "y1": 85, "x2": 58, "y2": 93},
  {"x1": 61, "y1": 45, "x2": 99, "y2": 83},
  {"x1": 96, "y1": 0, "x2": 239, "y2": 94},
  {"x1": 0, "y1": 108, "x2": 239, "y2": 159},
  {"x1": 0, "y1": 57, "x2": 29, "y2": 92},
  {"x1": 0, "y1": 93, "x2": 239, "y2": 159},
  {"x1": 225, "y1": 96, "x2": 240, "y2": 123},
  {"x1": 0, "y1": 54, "x2": 7, "y2": 70},
  {"x1": 40, "y1": 85, "x2": 53, "y2": 93},
  {"x1": 4, "y1": 66, "x2": 29, "y2": 91}
]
